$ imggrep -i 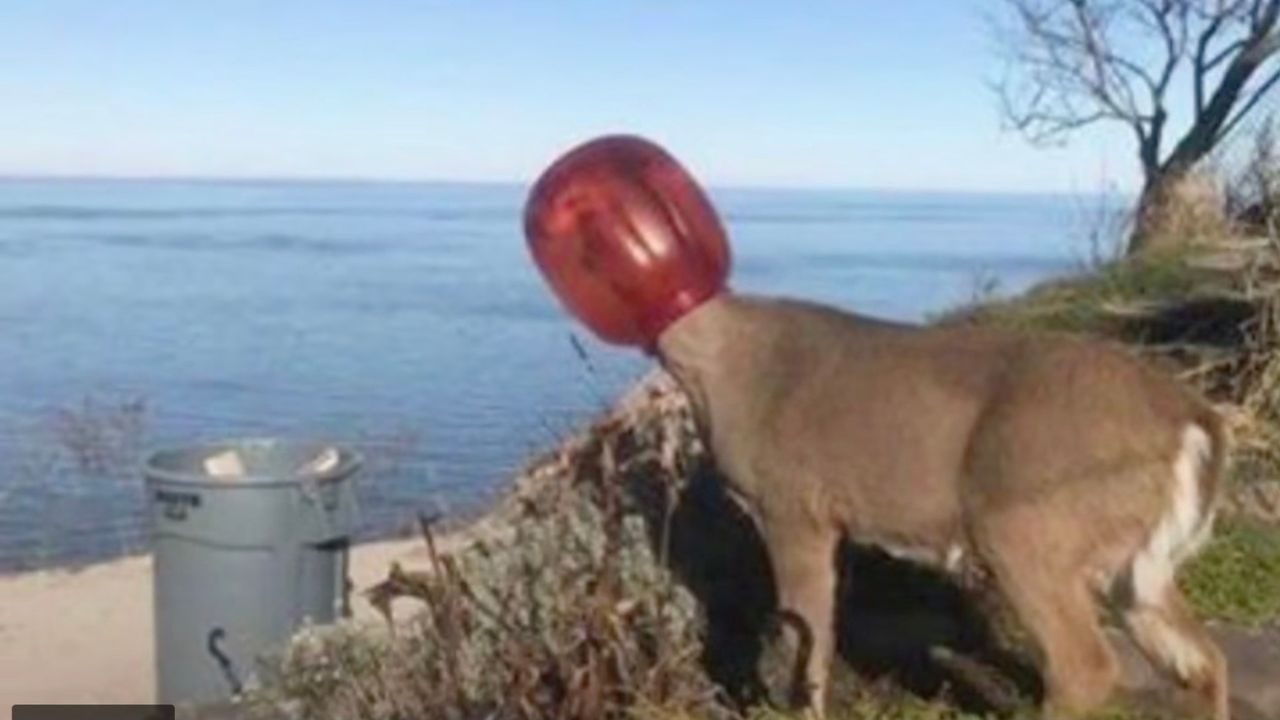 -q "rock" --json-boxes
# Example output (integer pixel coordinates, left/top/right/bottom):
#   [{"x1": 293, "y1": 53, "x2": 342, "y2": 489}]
[
  {"x1": 1215, "y1": 624, "x2": 1280, "y2": 720},
  {"x1": 1111, "y1": 624, "x2": 1280, "y2": 720}
]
